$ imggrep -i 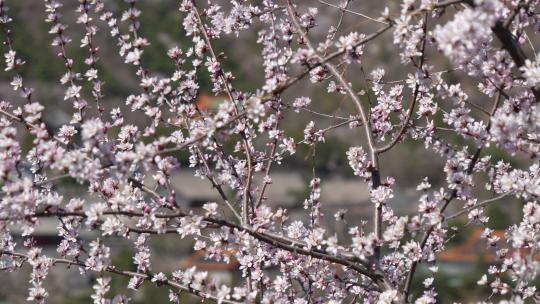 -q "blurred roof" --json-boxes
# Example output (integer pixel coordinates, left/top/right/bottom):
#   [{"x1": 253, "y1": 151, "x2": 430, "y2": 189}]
[
  {"x1": 196, "y1": 93, "x2": 228, "y2": 111},
  {"x1": 438, "y1": 228, "x2": 540, "y2": 263},
  {"x1": 179, "y1": 250, "x2": 239, "y2": 271}
]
